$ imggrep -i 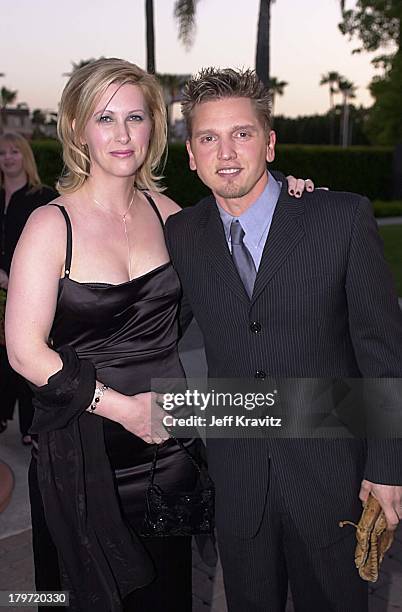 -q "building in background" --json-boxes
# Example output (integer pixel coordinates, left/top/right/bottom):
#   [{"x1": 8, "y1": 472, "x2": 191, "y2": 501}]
[{"x1": 0, "y1": 108, "x2": 32, "y2": 138}]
